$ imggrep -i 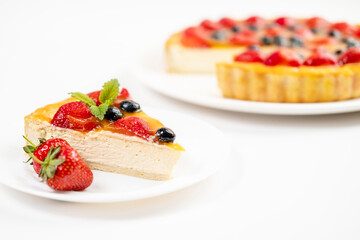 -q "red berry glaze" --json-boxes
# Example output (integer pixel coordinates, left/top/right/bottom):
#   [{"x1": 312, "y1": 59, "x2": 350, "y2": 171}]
[
  {"x1": 114, "y1": 116, "x2": 152, "y2": 140},
  {"x1": 264, "y1": 49, "x2": 303, "y2": 67},
  {"x1": 234, "y1": 50, "x2": 264, "y2": 63},
  {"x1": 338, "y1": 47, "x2": 360, "y2": 65},
  {"x1": 51, "y1": 102, "x2": 100, "y2": 131},
  {"x1": 304, "y1": 50, "x2": 337, "y2": 66}
]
